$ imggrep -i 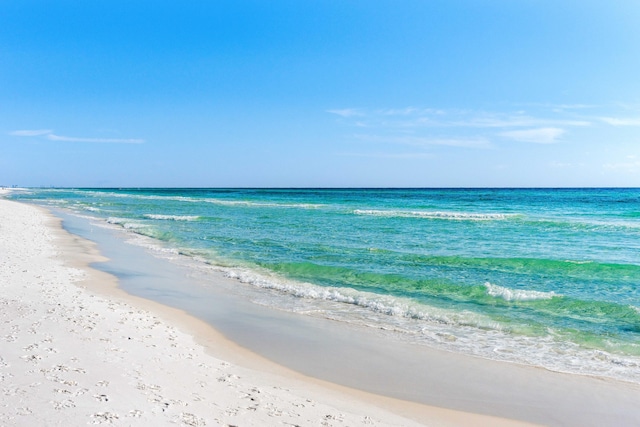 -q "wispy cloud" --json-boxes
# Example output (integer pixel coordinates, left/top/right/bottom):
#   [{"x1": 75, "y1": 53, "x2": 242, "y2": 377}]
[
  {"x1": 499, "y1": 127, "x2": 565, "y2": 144},
  {"x1": 603, "y1": 160, "x2": 640, "y2": 173},
  {"x1": 549, "y1": 161, "x2": 586, "y2": 168},
  {"x1": 47, "y1": 134, "x2": 144, "y2": 144},
  {"x1": 329, "y1": 107, "x2": 592, "y2": 129},
  {"x1": 377, "y1": 107, "x2": 434, "y2": 116},
  {"x1": 328, "y1": 106, "x2": 592, "y2": 153},
  {"x1": 454, "y1": 116, "x2": 590, "y2": 129},
  {"x1": 9, "y1": 129, "x2": 145, "y2": 144},
  {"x1": 552, "y1": 104, "x2": 595, "y2": 110},
  {"x1": 328, "y1": 104, "x2": 640, "y2": 157},
  {"x1": 600, "y1": 117, "x2": 640, "y2": 126},
  {"x1": 327, "y1": 108, "x2": 364, "y2": 118},
  {"x1": 355, "y1": 134, "x2": 492, "y2": 149},
  {"x1": 10, "y1": 129, "x2": 53, "y2": 136},
  {"x1": 338, "y1": 151, "x2": 433, "y2": 159}
]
